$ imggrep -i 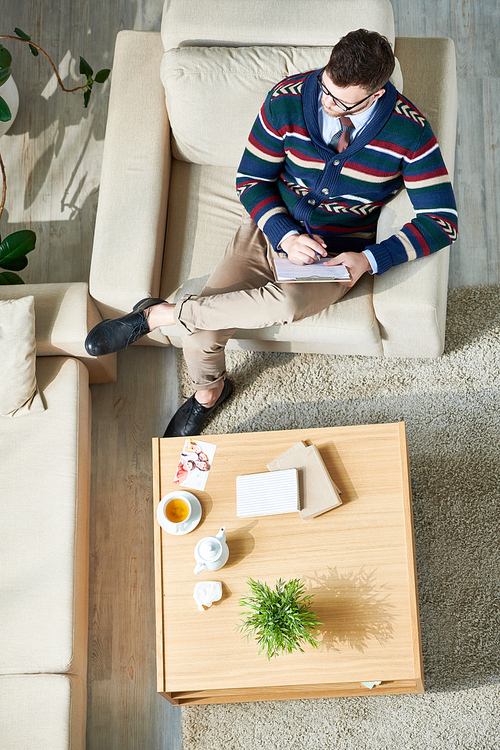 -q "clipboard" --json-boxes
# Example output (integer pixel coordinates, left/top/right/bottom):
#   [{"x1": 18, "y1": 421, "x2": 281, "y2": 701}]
[{"x1": 271, "y1": 255, "x2": 351, "y2": 283}]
